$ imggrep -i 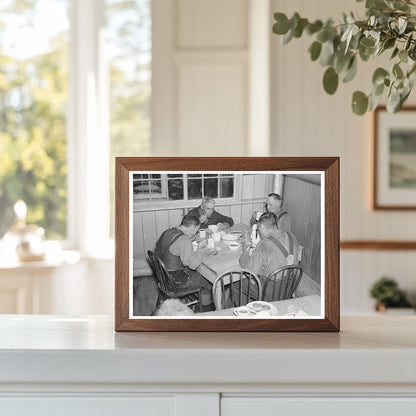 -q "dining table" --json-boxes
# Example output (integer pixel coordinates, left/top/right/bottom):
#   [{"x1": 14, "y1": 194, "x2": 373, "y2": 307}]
[
  {"x1": 196, "y1": 223, "x2": 251, "y2": 284},
  {"x1": 197, "y1": 294, "x2": 321, "y2": 317}
]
